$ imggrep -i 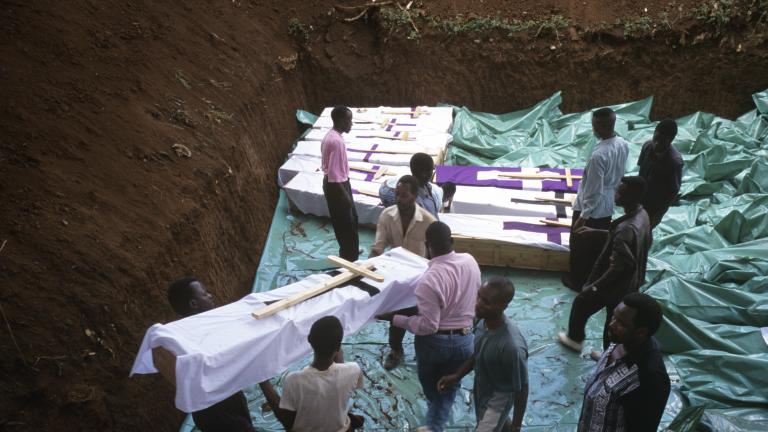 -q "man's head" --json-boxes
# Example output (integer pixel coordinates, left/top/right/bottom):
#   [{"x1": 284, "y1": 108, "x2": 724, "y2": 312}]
[
  {"x1": 331, "y1": 106, "x2": 353, "y2": 133},
  {"x1": 652, "y1": 119, "x2": 678, "y2": 153},
  {"x1": 475, "y1": 277, "x2": 516, "y2": 320},
  {"x1": 608, "y1": 292, "x2": 663, "y2": 345},
  {"x1": 410, "y1": 153, "x2": 435, "y2": 186},
  {"x1": 167, "y1": 277, "x2": 215, "y2": 317},
  {"x1": 591, "y1": 107, "x2": 616, "y2": 140},
  {"x1": 307, "y1": 315, "x2": 344, "y2": 359},
  {"x1": 425, "y1": 221, "x2": 453, "y2": 259},
  {"x1": 395, "y1": 175, "x2": 419, "y2": 212},
  {"x1": 615, "y1": 176, "x2": 646, "y2": 207}
]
